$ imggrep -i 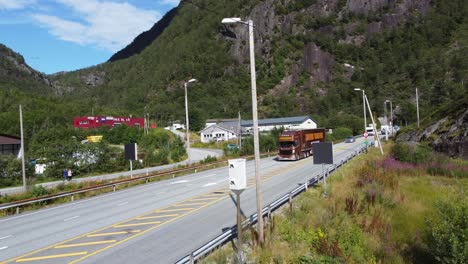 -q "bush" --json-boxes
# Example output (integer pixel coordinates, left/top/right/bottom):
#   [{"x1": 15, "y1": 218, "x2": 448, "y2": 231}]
[
  {"x1": 392, "y1": 142, "x2": 432, "y2": 164},
  {"x1": 327, "y1": 127, "x2": 353, "y2": 142},
  {"x1": 425, "y1": 198, "x2": 468, "y2": 263}
]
